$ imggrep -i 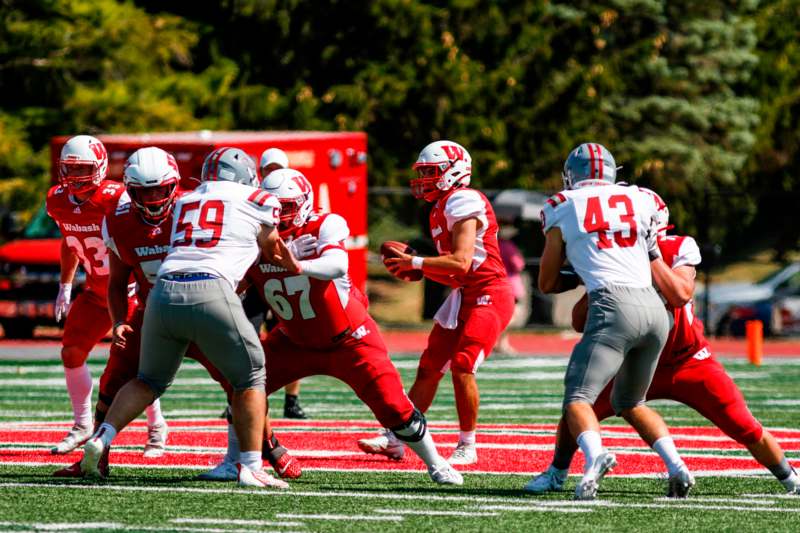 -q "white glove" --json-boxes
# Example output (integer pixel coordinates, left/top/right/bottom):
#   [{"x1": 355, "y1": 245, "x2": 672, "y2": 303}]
[
  {"x1": 646, "y1": 215, "x2": 661, "y2": 261},
  {"x1": 286, "y1": 234, "x2": 318, "y2": 260},
  {"x1": 55, "y1": 283, "x2": 72, "y2": 322}
]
